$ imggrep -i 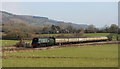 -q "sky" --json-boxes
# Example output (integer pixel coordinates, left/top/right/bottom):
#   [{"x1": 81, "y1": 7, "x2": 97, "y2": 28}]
[
  {"x1": 1, "y1": 2, "x2": 118, "y2": 28},
  {"x1": 1, "y1": 0, "x2": 119, "y2": 2}
]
